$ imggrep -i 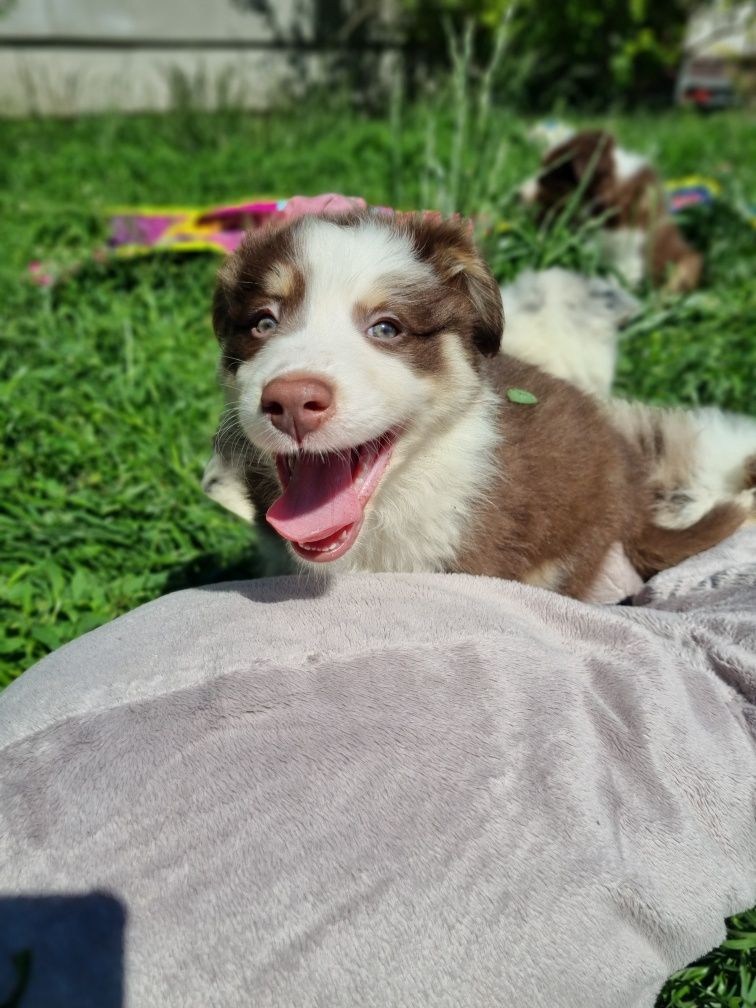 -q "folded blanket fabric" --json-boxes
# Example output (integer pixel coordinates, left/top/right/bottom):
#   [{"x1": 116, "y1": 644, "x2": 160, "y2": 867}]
[{"x1": 1, "y1": 530, "x2": 755, "y2": 1008}]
